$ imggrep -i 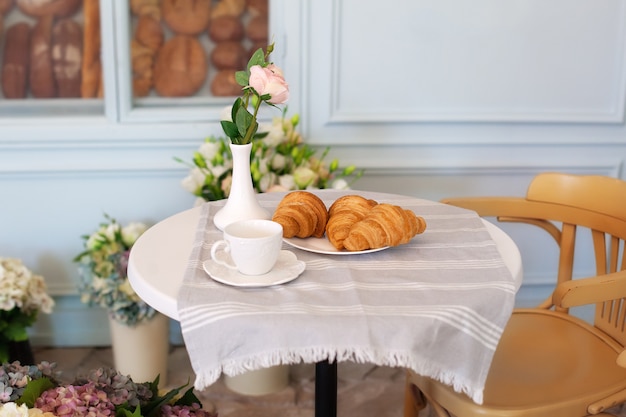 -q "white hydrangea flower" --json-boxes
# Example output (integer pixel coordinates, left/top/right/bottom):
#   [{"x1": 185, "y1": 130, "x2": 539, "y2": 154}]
[
  {"x1": 181, "y1": 167, "x2": 206, "y2": 194},
  {"x1": 198, "y1": 141, "x2": 221, "y2": 161},
  {"x1": 85, "y1": 229, "x2": 107, "y2": 251},
  {"x1": 0, "y1": 258, "x2": 54, "y2": 316},
  {"x1": 293, "y1": 167, "x2": 317, "y2": 188},
  {"x1": 271, "y1": 153, "x2": 287, "y2": 171},
  {"x1": 103, "y1": 224, "x2": 119, "y2": 241},
  {"x1": 261, "y1": 119, "x2": 286, "y2": 147},
  {"x1": 119, "y1": 280, "x2": 140, "y2": 301},
  {"x1": 91, "y1": 276, "x2": 110, "y2": 292},
  {"x1": 121, "y1": 222, "x2": 148, "y2": 247},
  {"x1": 0, "y1": 402, "x2": 30, "y2": 417},
  {"x1": 258, "y1": 172, "x2": 277, "y2": 192},
  {"x1": 331, "y1": 178, "x2": 350, "y2": 190},
  {"x1": 211, "y1": 164, "x2": 230, "y2": 179},
  {"x1": 278, "y1": 174, "x2": 296, "y2": 190},
  {"x1": 220, "y1": 105, "x2": 233, "y2": 122}
]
